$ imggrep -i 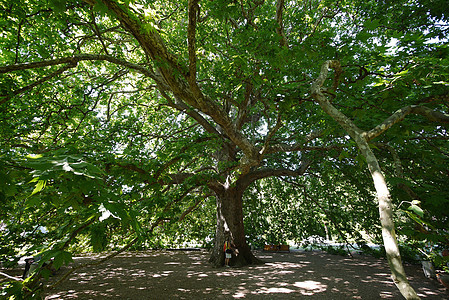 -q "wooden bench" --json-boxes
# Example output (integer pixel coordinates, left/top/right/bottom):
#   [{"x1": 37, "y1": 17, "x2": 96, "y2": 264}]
[{"x1": 263, "y1": 244, "x2": 290, "y2": 252}]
